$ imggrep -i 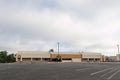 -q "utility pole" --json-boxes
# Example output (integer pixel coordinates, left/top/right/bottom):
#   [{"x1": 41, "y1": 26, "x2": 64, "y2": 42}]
[
  {"x1": 57, "y1": 42, "x2": 59, "y2": 54},
  {"x1": 57, "y1": 42, "x2": 61, "y2": 61},
  {"x1": 117, "y1": 44, "x2": 119, "y2": 54},
  {"x1": 117, "y1": 44, "x2": 120, "y2": 62}
]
